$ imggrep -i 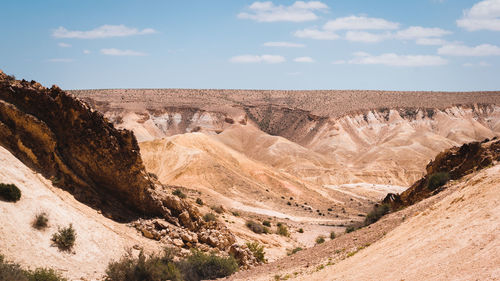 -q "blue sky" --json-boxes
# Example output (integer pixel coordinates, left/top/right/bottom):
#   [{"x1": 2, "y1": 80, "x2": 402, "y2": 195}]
[{"x1": 1, "y1": 0, "x2": 500, "y2": 91}]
